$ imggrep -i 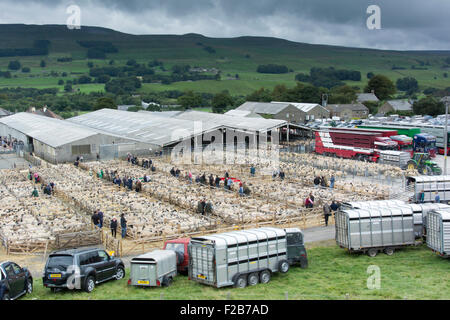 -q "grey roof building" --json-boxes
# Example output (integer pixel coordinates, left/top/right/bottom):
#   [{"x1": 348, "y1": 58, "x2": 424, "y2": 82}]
[
  {"x1": 236, "y1": 101, "x2": 307, "y2": 124},
  {"x1": 326, "y1": 103, "x2": 369, "y2": 120},
  {"x1": 378, "y1": 100, "x2": 413, "y2": 115},
  {"x1": 0, "y1": 113, "x2": 135, "y2": 163},
  {"x1": 357, "y1": 92, "x2": 379, "y2": 103}
]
